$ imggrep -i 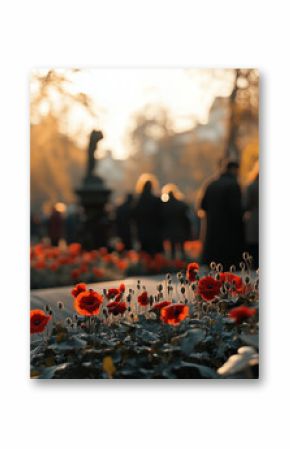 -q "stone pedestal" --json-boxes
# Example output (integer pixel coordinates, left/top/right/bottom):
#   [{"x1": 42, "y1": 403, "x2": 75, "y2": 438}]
[{"x1": 76, "y1": 175, "x2": 111, "y2": 250}]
